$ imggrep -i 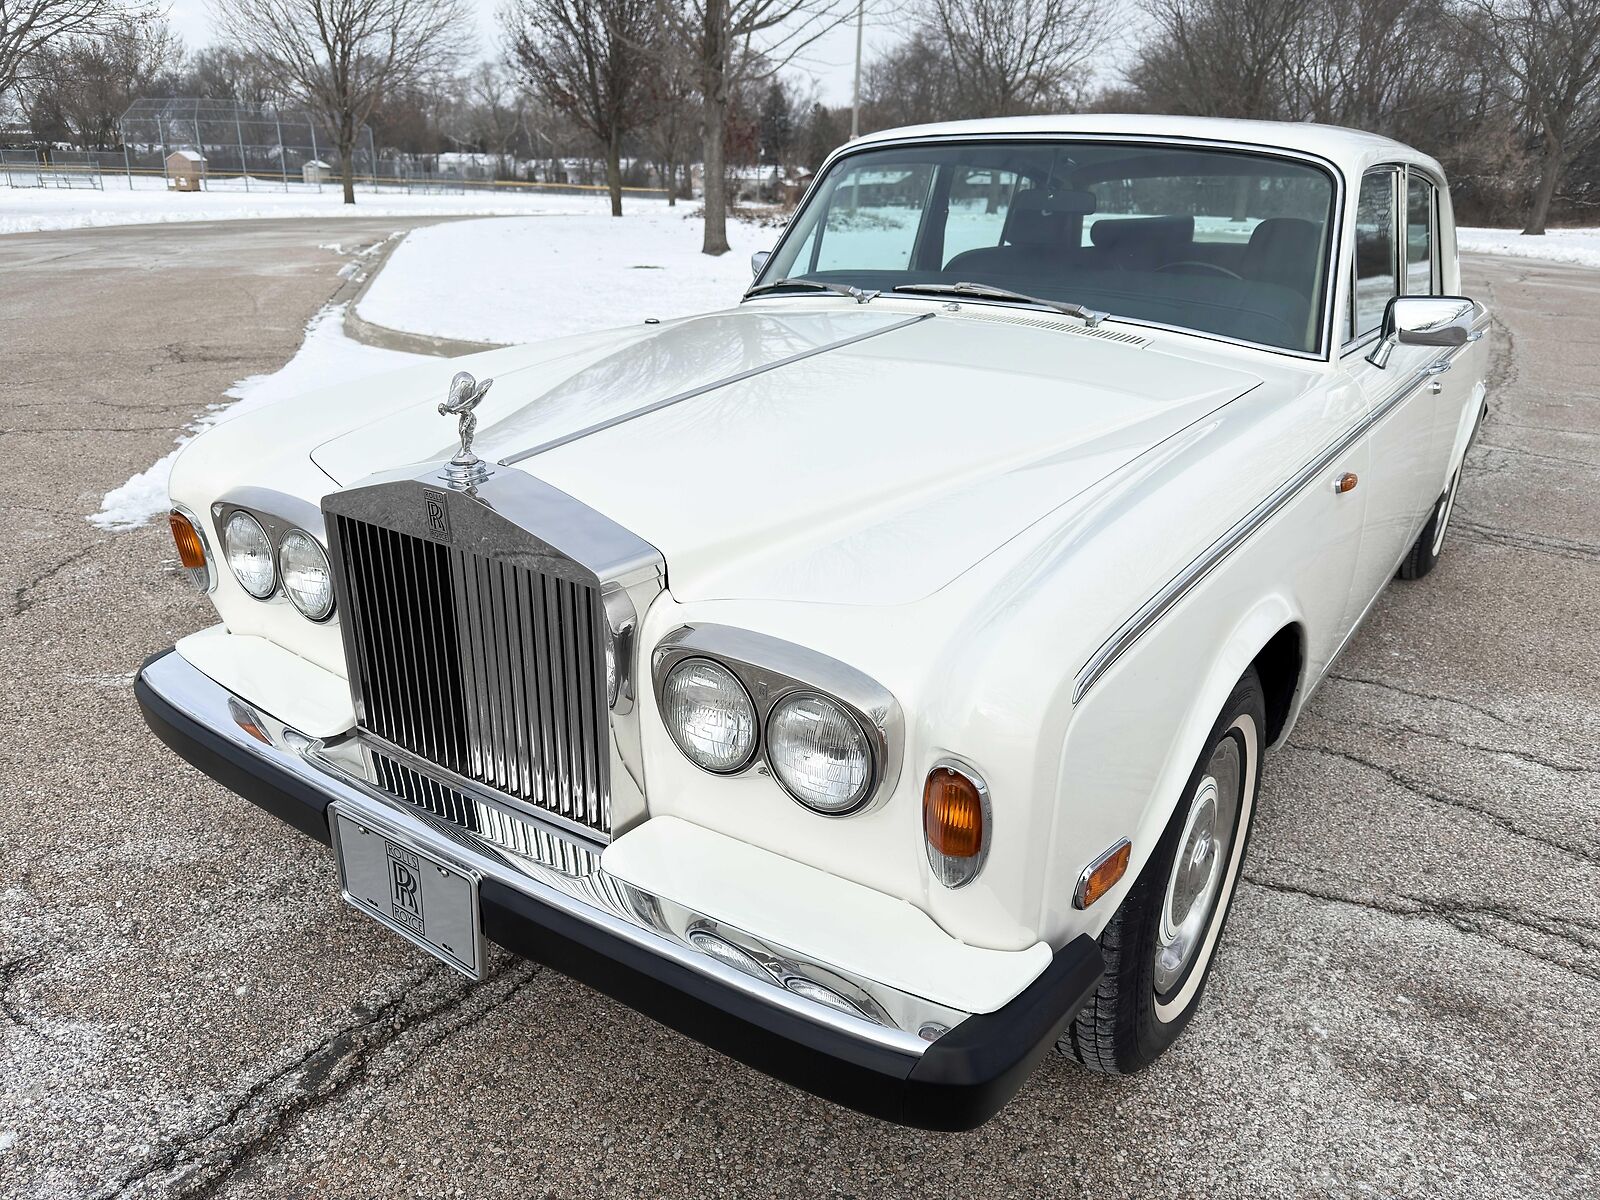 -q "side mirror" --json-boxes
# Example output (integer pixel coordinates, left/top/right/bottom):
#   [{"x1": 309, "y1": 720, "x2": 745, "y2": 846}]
[
  {"x1": 1367, "y1": 295, "x2": 1479, "y2": 368},
  {"x1": 750, "y1": 249, "x2": 771, "y2": 280}
]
